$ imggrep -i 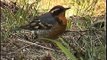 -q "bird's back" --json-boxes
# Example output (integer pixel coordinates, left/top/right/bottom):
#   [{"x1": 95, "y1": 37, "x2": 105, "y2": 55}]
[{"x1": 20, "y1": 13, "x2": 58, "y2": 30}]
